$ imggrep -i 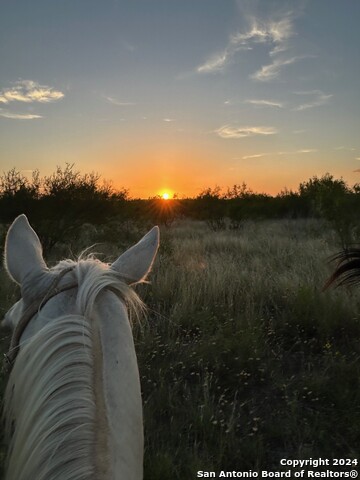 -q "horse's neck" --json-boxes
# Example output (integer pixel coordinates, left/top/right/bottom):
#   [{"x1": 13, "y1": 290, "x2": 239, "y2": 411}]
[
  {"x1": 19, "y1": 289, "x2": 143, "y2": 480},
  {"x1": 93, "y1": 292, "x2": 143, "y2": 480}
]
